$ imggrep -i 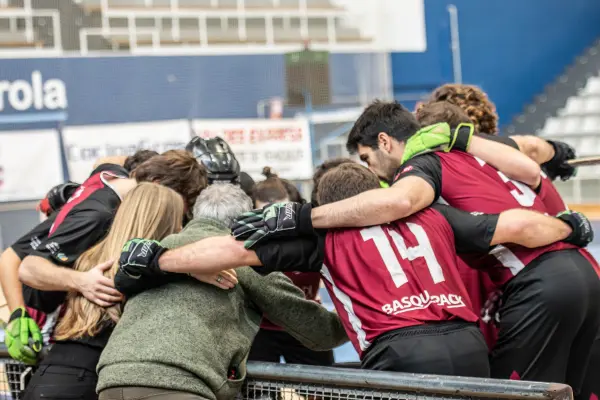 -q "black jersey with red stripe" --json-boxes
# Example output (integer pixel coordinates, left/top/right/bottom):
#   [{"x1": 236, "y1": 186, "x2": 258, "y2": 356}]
[
  {"x1": 8, "y1": 164, "x2": 127, "y2": 347},
  {"x1": 30, "y1": 164, "x2": 127, "y2": 268},
  {"x1": 16, "y1": 164, "x2": 127, "y2": 313}
]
